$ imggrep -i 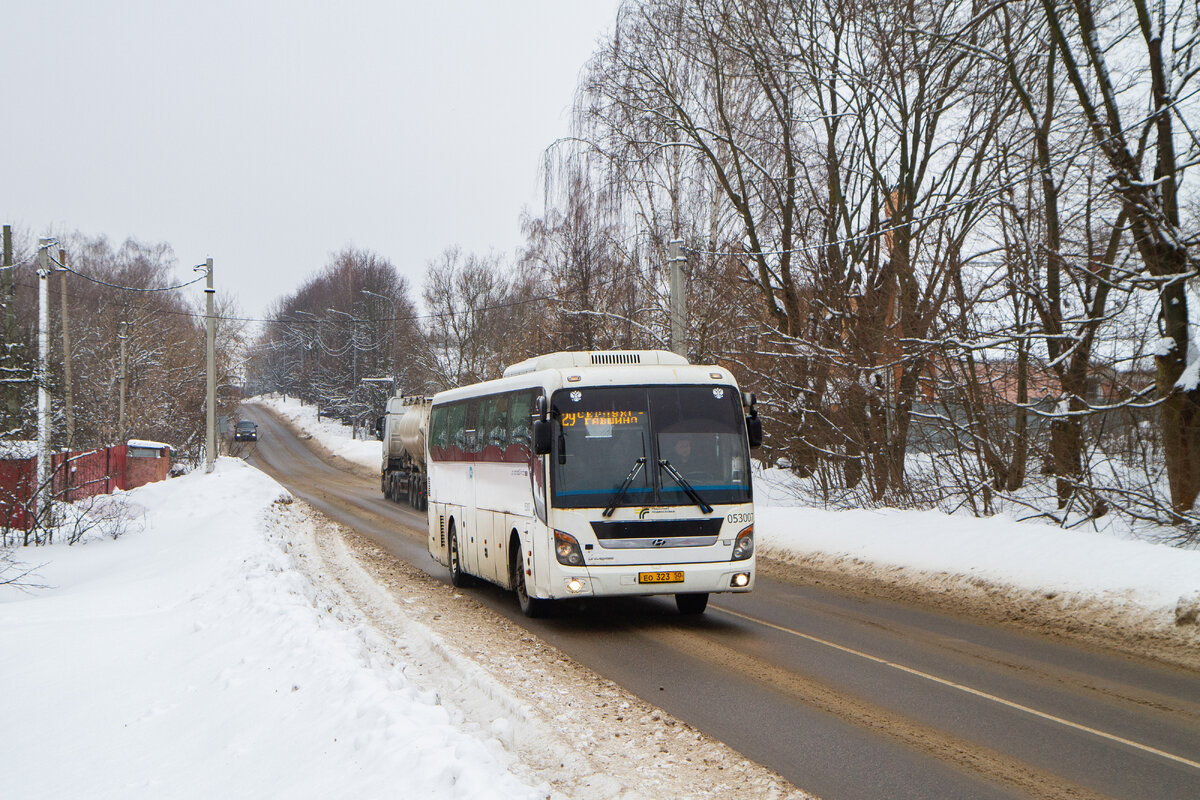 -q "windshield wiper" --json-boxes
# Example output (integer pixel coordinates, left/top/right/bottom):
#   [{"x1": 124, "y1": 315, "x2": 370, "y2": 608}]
[
  {"x1": 658, "y1": 460, "x2": 713, "y2": 514},
  {"x1": 602, "y1": 457, "x2": 646, "y2": 517}
]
